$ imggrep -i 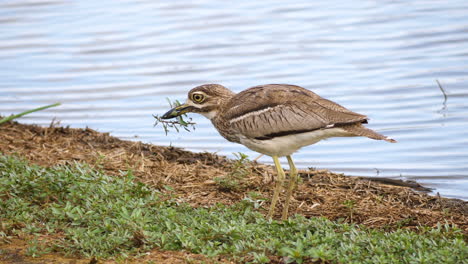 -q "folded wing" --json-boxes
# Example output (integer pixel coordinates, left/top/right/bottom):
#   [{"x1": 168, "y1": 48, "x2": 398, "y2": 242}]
[{"x1": 223, "y1": 84, "x2": 367, "y2": 139}]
